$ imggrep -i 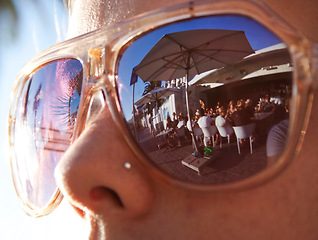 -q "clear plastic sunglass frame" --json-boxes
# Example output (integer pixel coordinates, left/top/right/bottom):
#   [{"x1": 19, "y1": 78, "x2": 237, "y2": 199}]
[{"x1": 9, "y1": 0, "x2": 318, "y2": 217}]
